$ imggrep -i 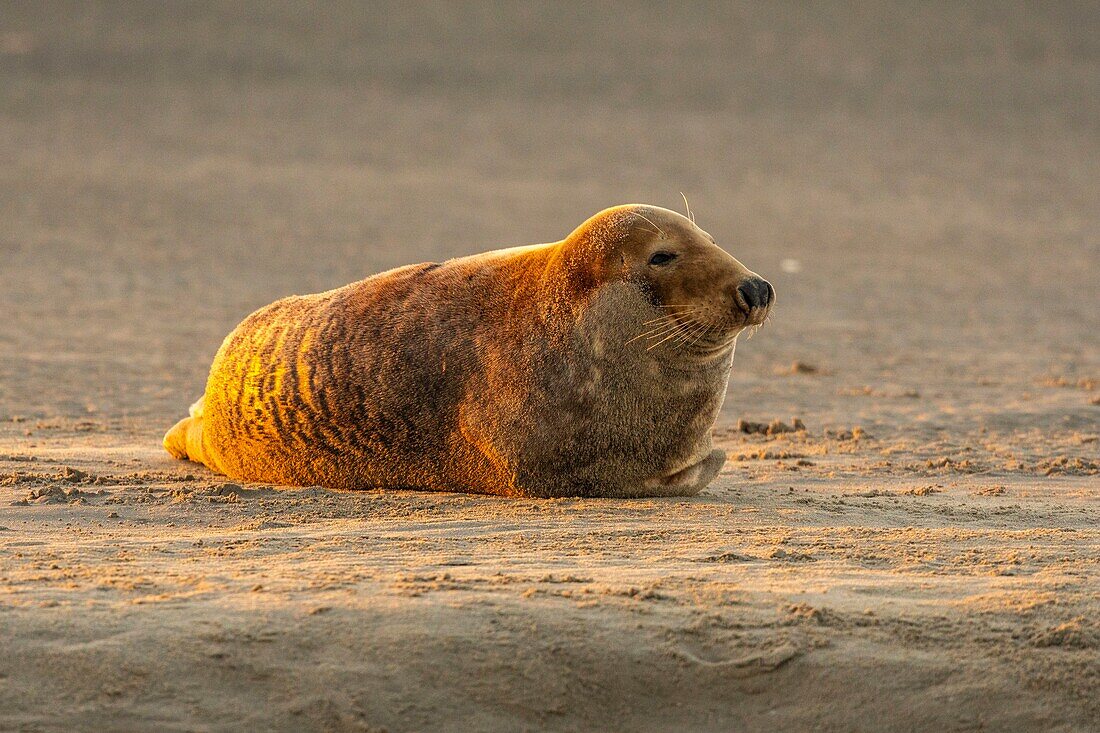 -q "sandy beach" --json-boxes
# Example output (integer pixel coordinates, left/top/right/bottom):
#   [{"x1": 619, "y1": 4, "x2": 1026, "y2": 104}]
[{"x1": 1, "y1": 2, "x2": 1098, "y2": 731}]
